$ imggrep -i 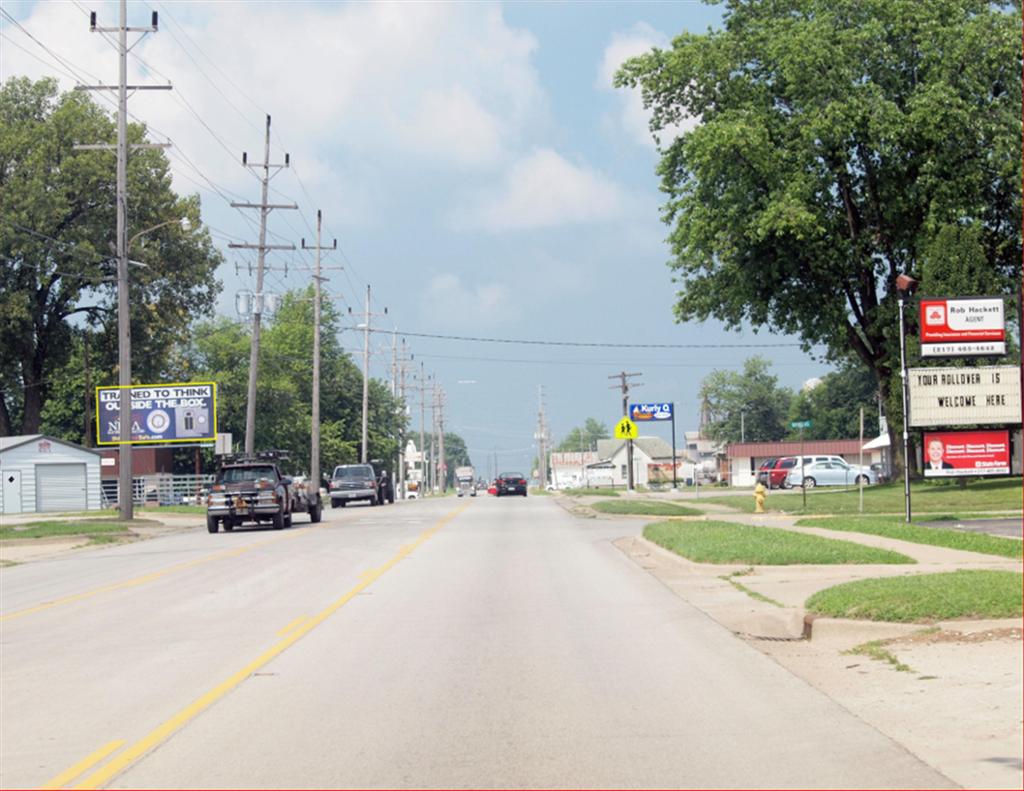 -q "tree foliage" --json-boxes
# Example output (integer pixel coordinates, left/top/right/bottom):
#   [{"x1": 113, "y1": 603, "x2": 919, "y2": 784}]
[
  {"x1": 556, "y1": 418, "x2": 610, "y2": 452},
  {"x1": 616, "y1": 0, "x2": 1022, "y2": 473},
  {"x1": 787, "y1": 363, "x2": 881, "y2": 441},
  {"x1": 698, "y1": 357, "x2": 793, "y2": 445},
  {"x1": 0, "y1": 77, "x2": 223, "y2": 435}
]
